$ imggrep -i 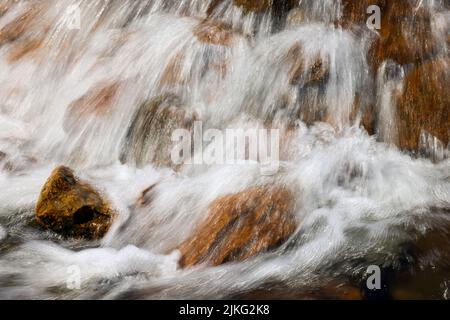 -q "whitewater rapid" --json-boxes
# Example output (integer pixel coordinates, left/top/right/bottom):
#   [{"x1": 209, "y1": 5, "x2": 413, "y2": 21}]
[{"x1": 0, "y1": 0, "x2": 449, "y2": 299}]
